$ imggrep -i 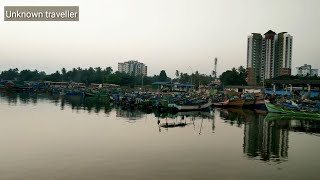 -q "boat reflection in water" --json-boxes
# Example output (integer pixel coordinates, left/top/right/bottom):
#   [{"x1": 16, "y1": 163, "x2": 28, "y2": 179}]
[
  {"x1": 218, "y1": 108, "x2": 257, "y2": 127},
  {"x1": 218, "y1": 107, "x2": 320, "y2": 162},
  {"x1": 264, "y1": 113, "x2": 320, "y2": 136},
  {"x1": 2, "y1": 93, "x2": 320, "y2": 165},
  {"x1": 155, "y1": 110, "x2": 216, "y2": 134}
]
